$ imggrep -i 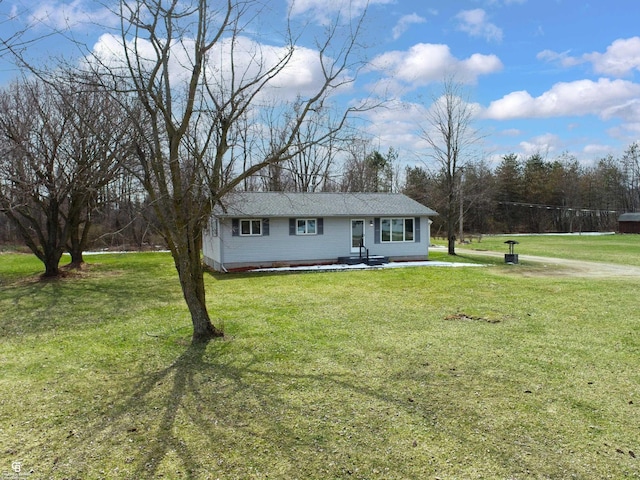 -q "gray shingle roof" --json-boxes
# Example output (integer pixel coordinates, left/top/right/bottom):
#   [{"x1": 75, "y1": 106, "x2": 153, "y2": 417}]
[
  {"x1": 619, "y1": 213, "x2": 640, "y2": 222},
  {"x1": 214, "y1": 192, "x2": 438, "y2": 218}
]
